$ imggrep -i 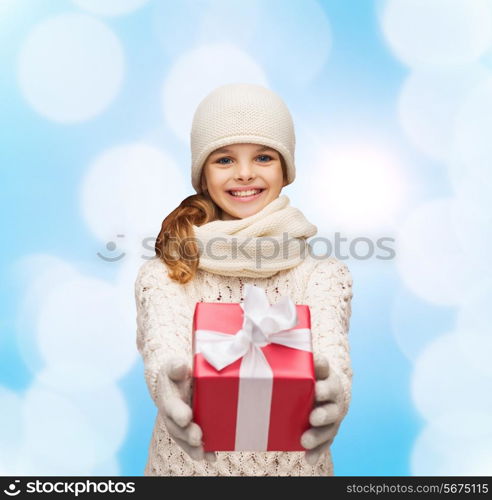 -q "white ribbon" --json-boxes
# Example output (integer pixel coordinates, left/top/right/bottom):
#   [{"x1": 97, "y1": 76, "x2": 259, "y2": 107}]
[{"x1": 195, "y1": 284, "x2": 312, "y2": 450}]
